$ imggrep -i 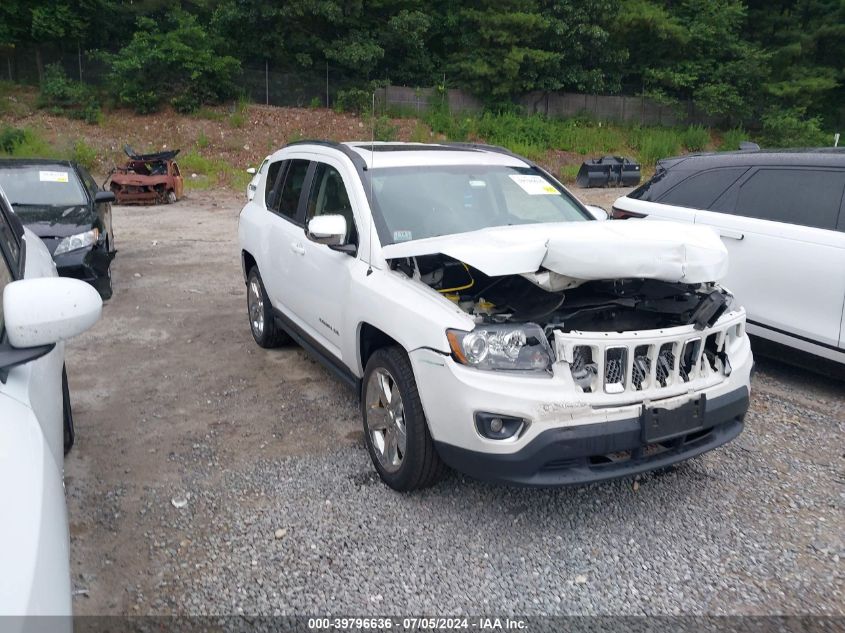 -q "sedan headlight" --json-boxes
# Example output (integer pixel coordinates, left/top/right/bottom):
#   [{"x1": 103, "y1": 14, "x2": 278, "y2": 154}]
[
  {"x1": 446, "y1": 323, "x2": 553, "y2": 371},
  {"x1": 54, "y1": 228, "x2": 99, "y2": 256}
]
